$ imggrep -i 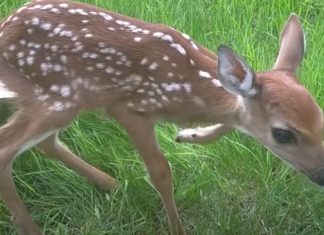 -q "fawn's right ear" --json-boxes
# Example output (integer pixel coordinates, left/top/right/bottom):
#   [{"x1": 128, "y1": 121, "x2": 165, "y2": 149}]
[
  {"x1": 273, "y1": 13, "x2": 305, "y2": 74},
  {"x1": 217, "y1": 45, "x2": 258, "y2": 97}
]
